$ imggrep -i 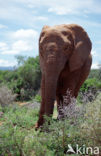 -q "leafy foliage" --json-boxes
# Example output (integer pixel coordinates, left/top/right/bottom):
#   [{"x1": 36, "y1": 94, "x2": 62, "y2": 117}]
[
  {"x1": 80, "y1": 78, "x2": 101, "y2": 92},
  {"x1": 34, "y1": 94, "x2": 41, "y2": 103},
  {"x1": 0, "y1": 56, "x2": 41, "y2": 101}
]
